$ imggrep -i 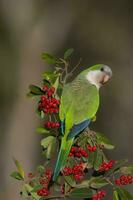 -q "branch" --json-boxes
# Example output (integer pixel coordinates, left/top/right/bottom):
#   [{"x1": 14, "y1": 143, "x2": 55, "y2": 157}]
[{"x1": 41, "y1": 194, "x2": 66, "y2": 200}]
